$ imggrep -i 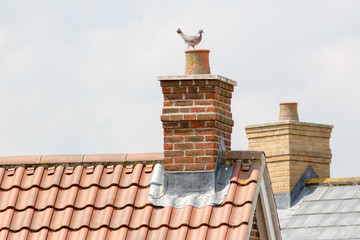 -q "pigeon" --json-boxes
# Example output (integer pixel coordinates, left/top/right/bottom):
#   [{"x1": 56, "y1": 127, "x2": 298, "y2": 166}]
[{"x1": 177, "y1": 28, "x2": 203, "y2": 49}]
